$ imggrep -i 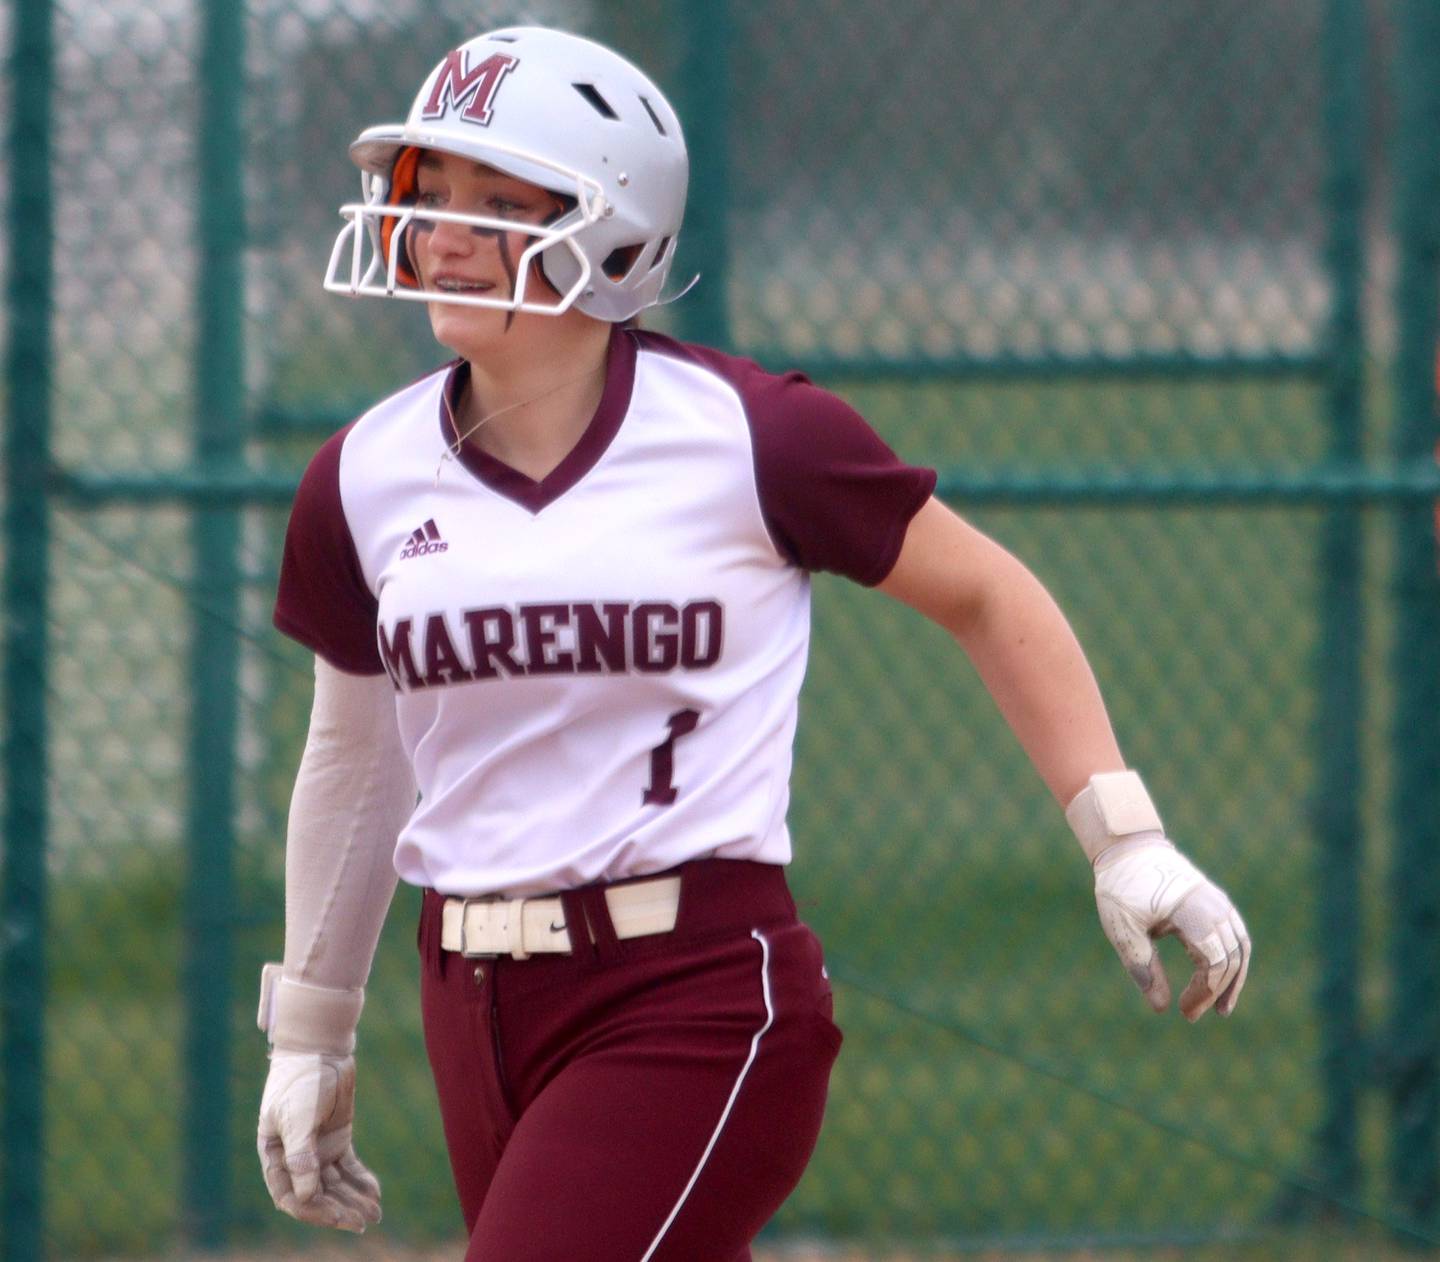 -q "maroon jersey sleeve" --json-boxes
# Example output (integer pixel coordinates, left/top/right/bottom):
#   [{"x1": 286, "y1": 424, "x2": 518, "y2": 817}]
[
  {"x1": 631, "y1": 332, "x2": 937, "y2": 585},
  {"x1": 746, "y1": 374, "x2": 937, "y2": 585},
  {"x1": 273, "y1": 425, "x2": 386, "y2": 675}
]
